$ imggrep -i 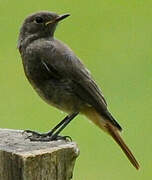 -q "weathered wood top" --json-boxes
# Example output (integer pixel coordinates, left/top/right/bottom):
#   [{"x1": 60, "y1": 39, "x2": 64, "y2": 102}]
[
  {"x1": 0, "y1": 128, "x2": 79, "y2": 180},
  {"x1": 0, "y1": 128, "x2": 79, "y2": 156}
]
